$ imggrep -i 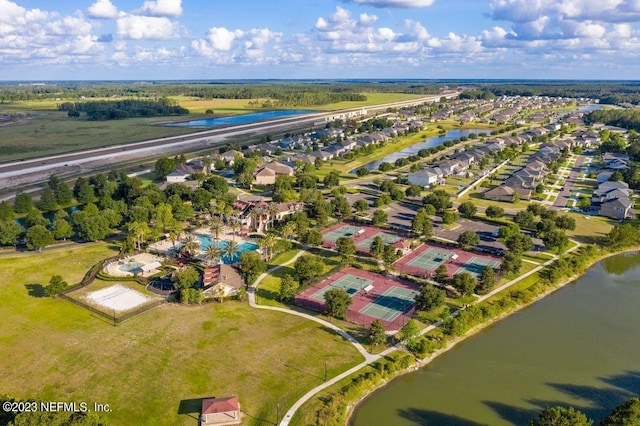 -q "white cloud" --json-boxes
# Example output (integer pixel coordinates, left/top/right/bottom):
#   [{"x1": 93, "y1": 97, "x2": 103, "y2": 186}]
[
  {"x1": 205, "y1": 27, "x2": 241, "y2": 51},
  {"x1": 137, "y1": 0, "x2": 183, "y2": 17},
  {"x1": 358, "y1": 13, "x2": 378, "y2": 26},
  {"x1": 87, "y1": 0, "x2": 118, "y2": 19},
  {"x1": 192, "y1": 26, "x2": 284, "y2": 64},
  {"x1": 343, "y1": 0, "x2": 435, "y2": 8},
  {"x1": 116, "y1": 15, "x2": 181, "y2": 40},
  {"x1": 0, "y1": 0, "x2": 25, "y2": 23}
]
